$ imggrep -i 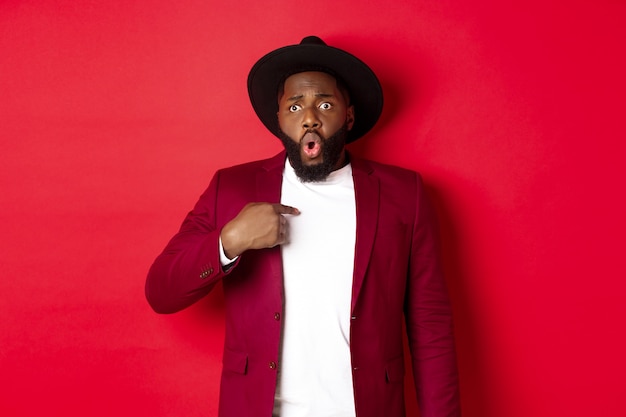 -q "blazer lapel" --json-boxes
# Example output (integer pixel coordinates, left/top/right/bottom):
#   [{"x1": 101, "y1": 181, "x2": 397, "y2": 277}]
[
  {"x1": 256, "y1": 151, "x2": 287, "y2": 297},
  {"x1": 350, "y1": 157, "x2": 379, "y2": 313},
  {"x1": 256, "y1": 151, "x2": 285, "y2": 202}
]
